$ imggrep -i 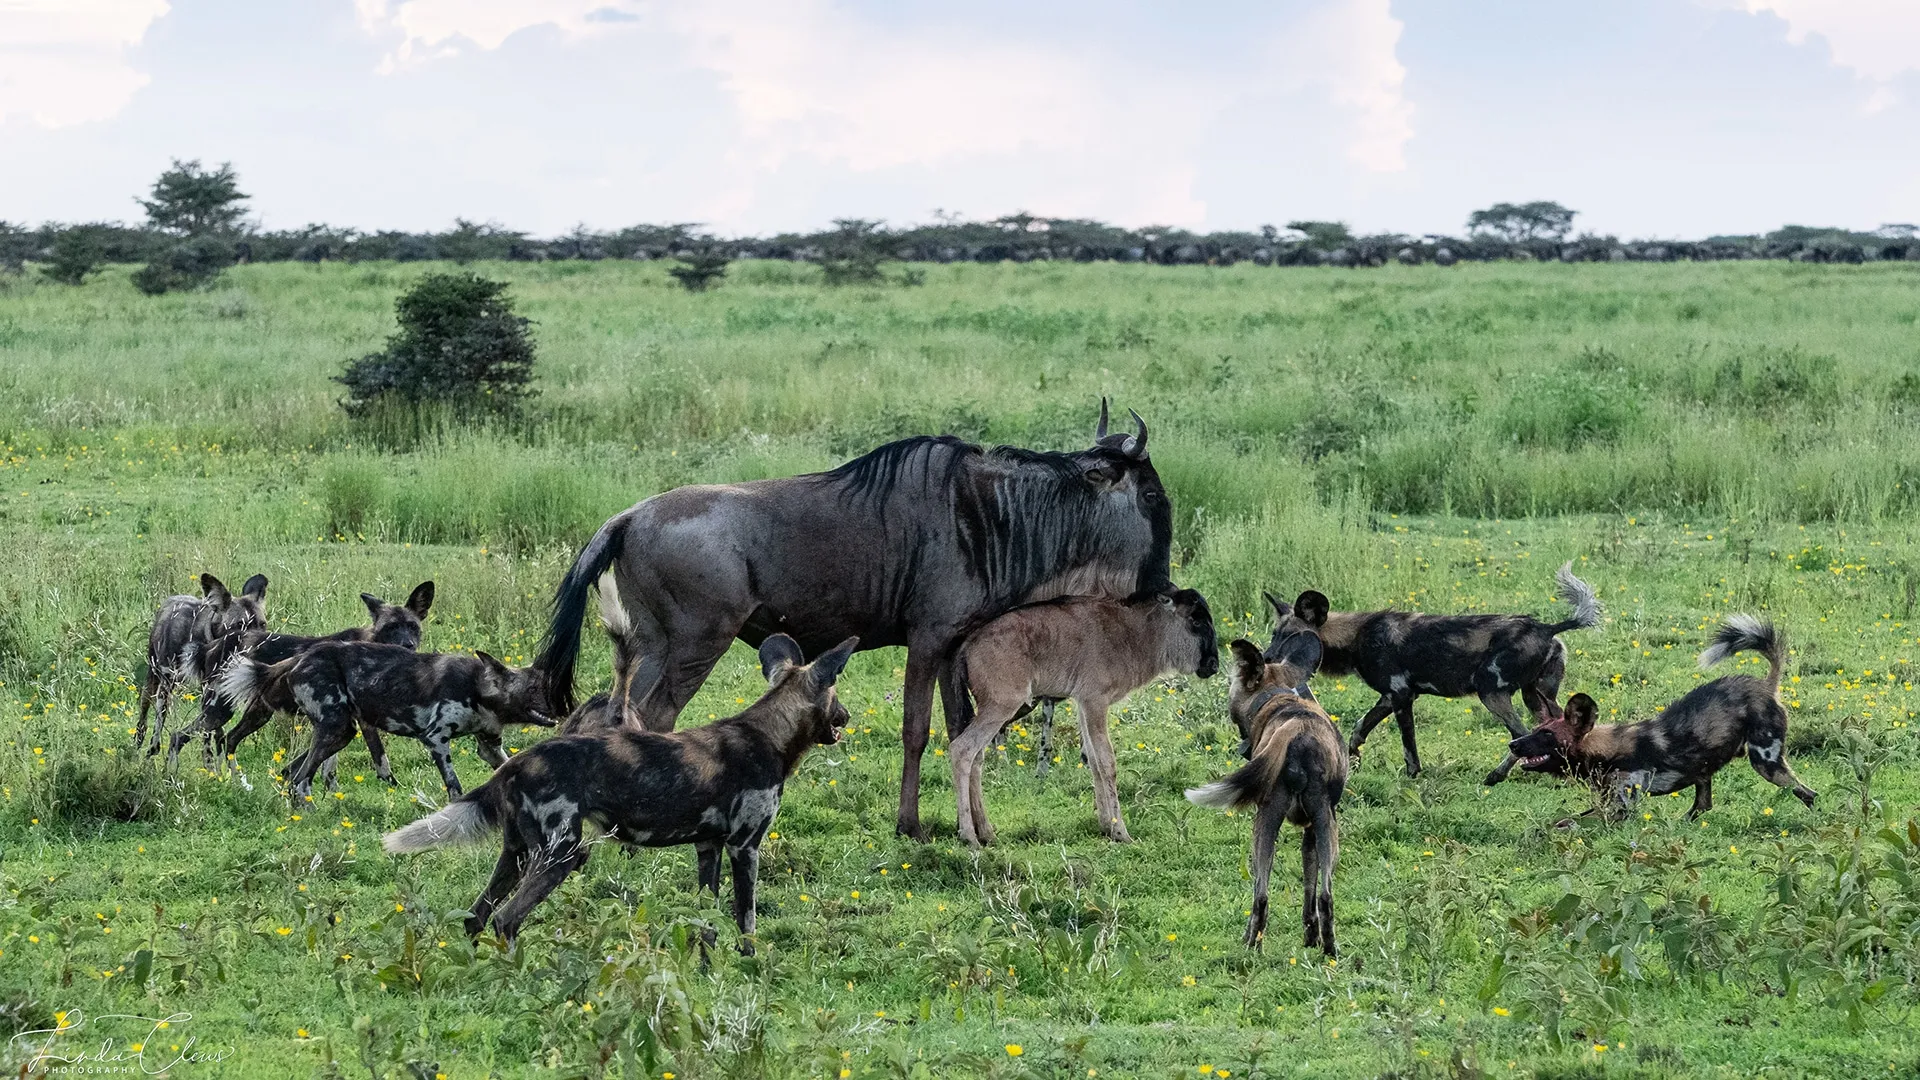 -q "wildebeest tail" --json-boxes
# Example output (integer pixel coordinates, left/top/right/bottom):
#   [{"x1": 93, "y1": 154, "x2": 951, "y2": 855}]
[
  {"x1": 1545, "y1": 561, "x2": 1603, "y2": 634},
  {"x1": 1185, "y1": 751, "x2": 1285, "y2": 810},
  {"x1": 948, "y1": 647, "x2": 977, "y2": 735},
  {"x1": 1699, "y1": 615, "x2": 1784, "y2": 693},
  {"x1": 382, "y1": 794, "x2": 500, "y2": 854},
  {"x1": 535, "y1": 512, "x2": 630, "y2": 717}
]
